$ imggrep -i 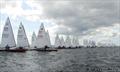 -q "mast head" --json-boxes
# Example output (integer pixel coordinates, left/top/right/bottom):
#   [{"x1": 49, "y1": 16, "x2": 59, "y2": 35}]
[
  {"x1": 19, "y1": 22, "x2": 23, "y2": 29},
  {"x1": 33, "y1": 31, "x2": 35, "y2": 34},
  {"x1": 46, "y1": 30, "x2": 49, "y2": 32},
  {"x1": 56, "y1": 33, "x2": 59, "y2": 37},
  {"x1": 32, "y1": 32, "x2": 36, "y2": 36},
  {"x1": 40, "y1": 23, "x2": 45, "y2": 31},
  {"x1": 20, "y1": 22, "x2": 23, "y2": 26},
  {"x1": 6, "y1": 17, "x2": 10, "y2": 21},
  {"x1": 5, "y1": 17, "x2": 11, "y2": 25}
]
